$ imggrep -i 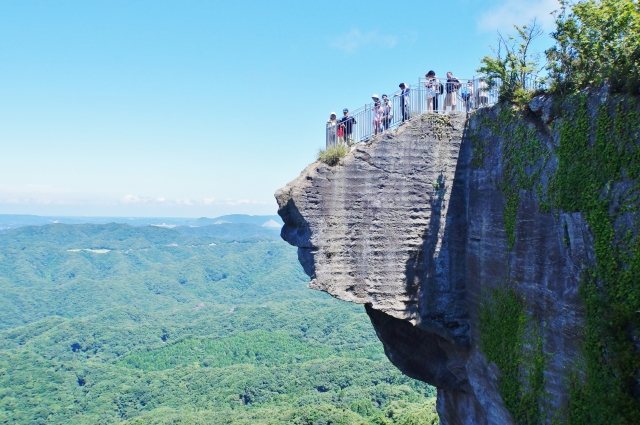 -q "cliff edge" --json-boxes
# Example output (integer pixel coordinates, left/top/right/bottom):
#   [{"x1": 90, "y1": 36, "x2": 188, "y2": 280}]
[{"x1": 276, "y1": 91, "x2": 640, "y2": 424}]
